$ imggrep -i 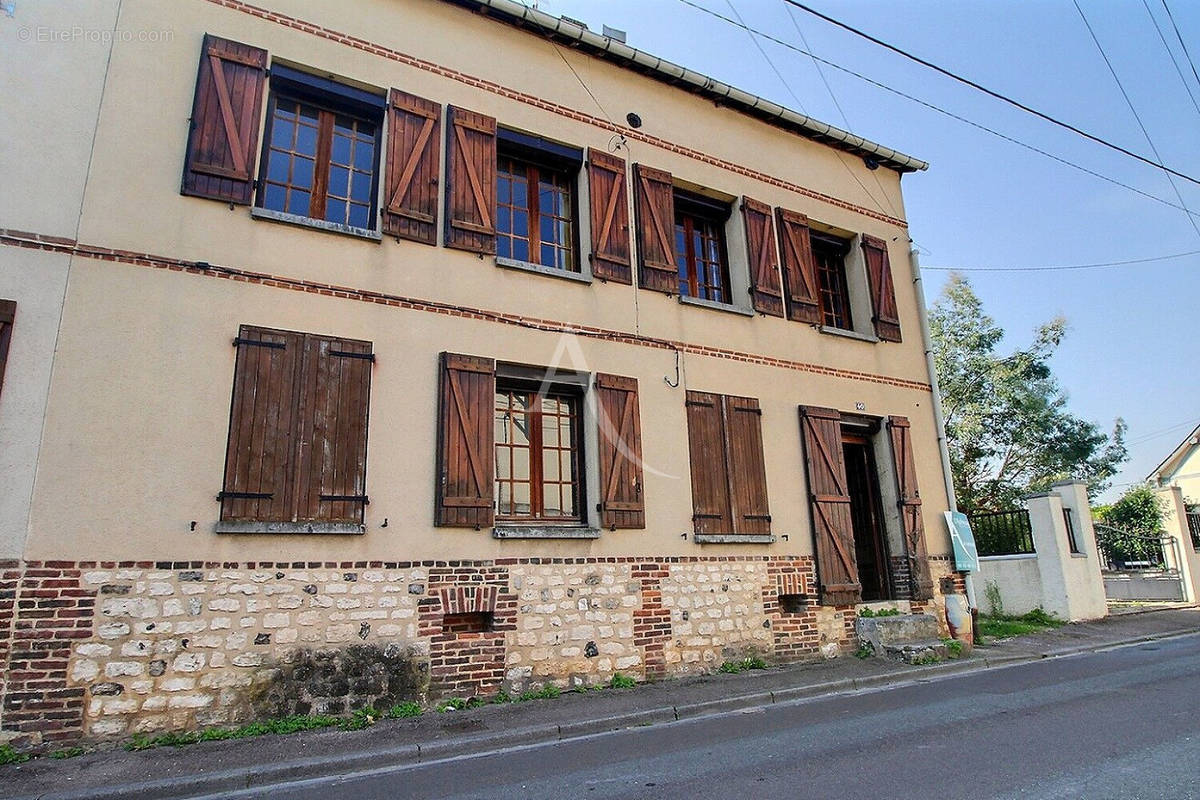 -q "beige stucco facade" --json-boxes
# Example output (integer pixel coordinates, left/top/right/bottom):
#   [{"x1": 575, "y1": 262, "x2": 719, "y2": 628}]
[
  {"x1": 0, "y1": 0, "x2": 961, "y2": 746},
  {"x1": 1149, "y1": 426, "x2": 1200, "y2": 503}
]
